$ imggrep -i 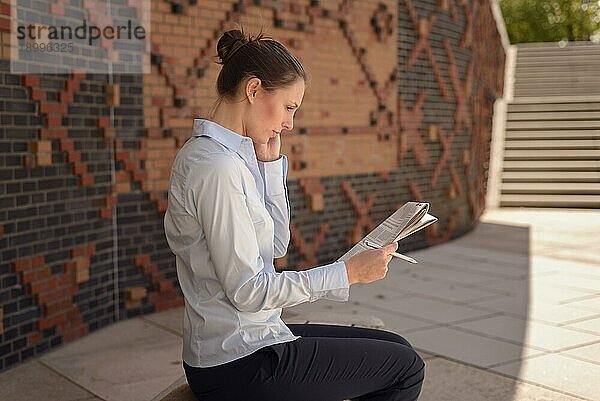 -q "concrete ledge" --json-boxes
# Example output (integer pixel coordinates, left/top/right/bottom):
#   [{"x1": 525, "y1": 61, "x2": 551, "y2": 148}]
[{"x1": 151, "y1": 376, "x2": 194, "y2": 401}]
